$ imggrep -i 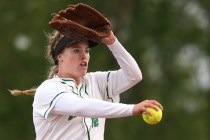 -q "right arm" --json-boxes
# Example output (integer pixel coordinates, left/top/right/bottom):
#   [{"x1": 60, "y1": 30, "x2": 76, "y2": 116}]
[
  {"x1": 52, "y1": 94, "x2": 163, "y2": 118},
  {"x1": 52, "y1": 94, "x2": 134, "y2": 118}
]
